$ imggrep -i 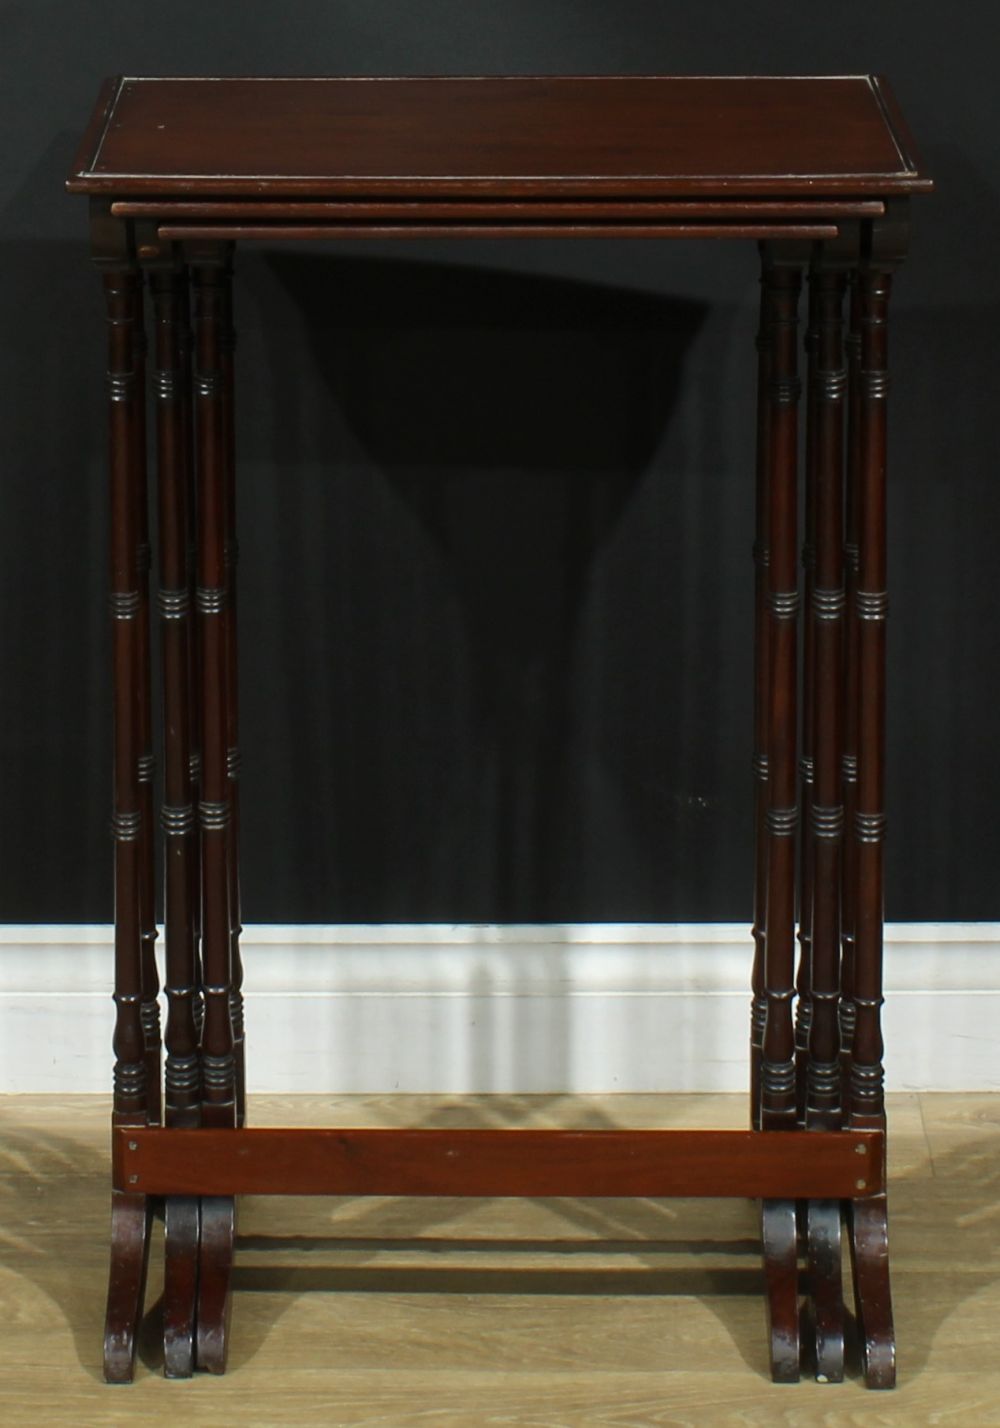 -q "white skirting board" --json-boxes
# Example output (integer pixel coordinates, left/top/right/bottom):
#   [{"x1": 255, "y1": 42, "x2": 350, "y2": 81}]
[{"x1": 0, "y1": 923, "x2": 996, "y2": 1094}]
